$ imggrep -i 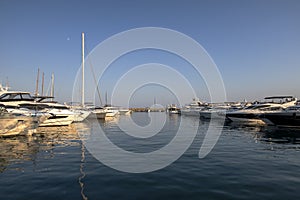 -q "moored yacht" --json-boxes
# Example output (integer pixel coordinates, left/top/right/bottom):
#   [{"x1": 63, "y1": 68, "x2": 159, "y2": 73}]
[
  {"x1": 118, "y1": 108, "x2": 131, "y2": 115},
  {"x1": 33, "y1": 96, "x2": 80, "y2": 126},
  {"x1": 200, "y1": 104, "x2": 231, "y2": 120},
  {"x1": 166, "y1": 104, "x2": 181, "y2": 114},
  {"x1": 85, "y1": 105, "x2": 107, "y2": 119},
  {"x1": 104, "y1": 106, "x2": 119, "y2": 117},
  {"x1": 63, "y1": 102, "x2": 91, "y2": 122},
  {"x1": 225, "y1": 96, "x2": 297, "y2": 125},
  {"x1": 0, "y1": 88, "x2": 78, "y2": 126},
  {"x1": 261, "y1": 105, "x2": 300, "y2": 128},
  {"x1": 0, "y1": 90, "x2": 36, "y2": 108},
  {"x1": 181, "y1": 98, "x2": 207, "y2": 116},
  {"x1": 38, "y1": 108, "x2": 75, "y2": 126}
]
